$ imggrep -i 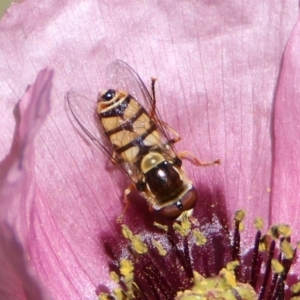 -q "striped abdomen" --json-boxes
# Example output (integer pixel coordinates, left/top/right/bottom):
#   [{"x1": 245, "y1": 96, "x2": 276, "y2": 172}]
[{"x1": 97, "y1": 89, "x2": 162, "y2": 164}]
